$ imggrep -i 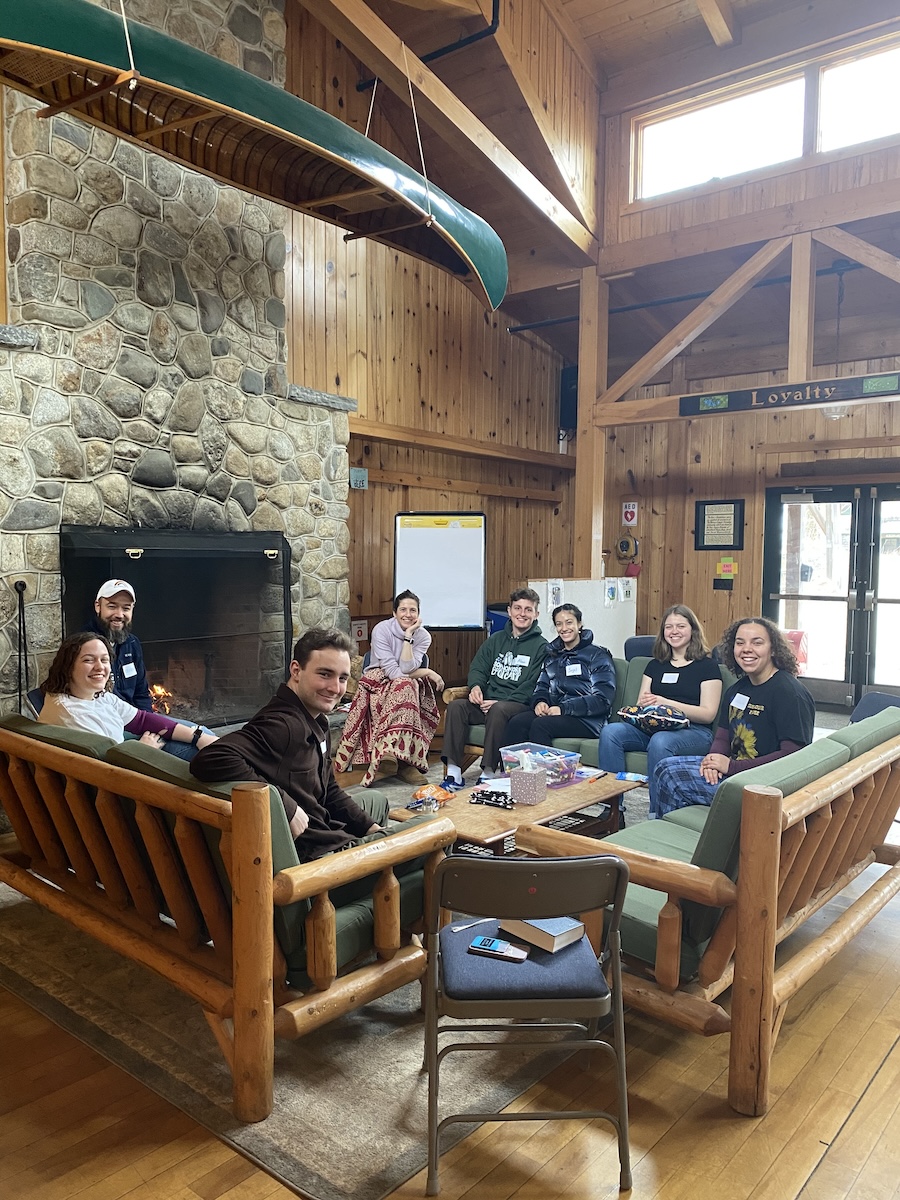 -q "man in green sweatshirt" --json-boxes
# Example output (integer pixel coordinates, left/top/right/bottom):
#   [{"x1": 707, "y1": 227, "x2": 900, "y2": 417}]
[{"x1": 440, "y1": 587, "x2": 548, "y2": 788}]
